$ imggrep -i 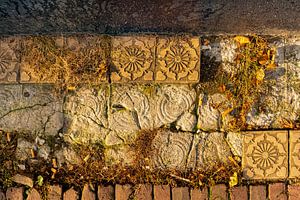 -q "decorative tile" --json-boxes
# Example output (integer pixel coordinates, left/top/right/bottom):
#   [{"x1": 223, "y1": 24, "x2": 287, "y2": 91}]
[
  {"x1": 20, "y1": 35, "x2": 108, "y2": 83},
  {"x1": 111, "y1": 36, "x2": 156, "y2": 82},
  {"x1": 0, "y1": 37, "x2": 20, "y2": 82},
  {"x1": 242, "y1": 131, "x2": 288, "y2": 179},
  {"x1": 156, "y1": 36, "x2": 200, "y2": 83},
  {"x1": 290, "y1": 130, "x2": 300, "y2": 178},
  {"x1": 20, "y1": 36, "x2": 65, "y2": 83},
  {"x1": 63, "y1": 35, "x2": 109, "y2": 83}
]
